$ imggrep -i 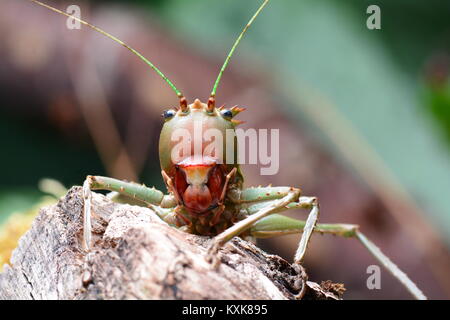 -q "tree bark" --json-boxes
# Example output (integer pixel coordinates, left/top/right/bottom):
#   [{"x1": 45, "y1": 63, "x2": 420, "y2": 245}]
[{"x1": 0, "y1": 187, "x2": 344, "y2": 300}]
